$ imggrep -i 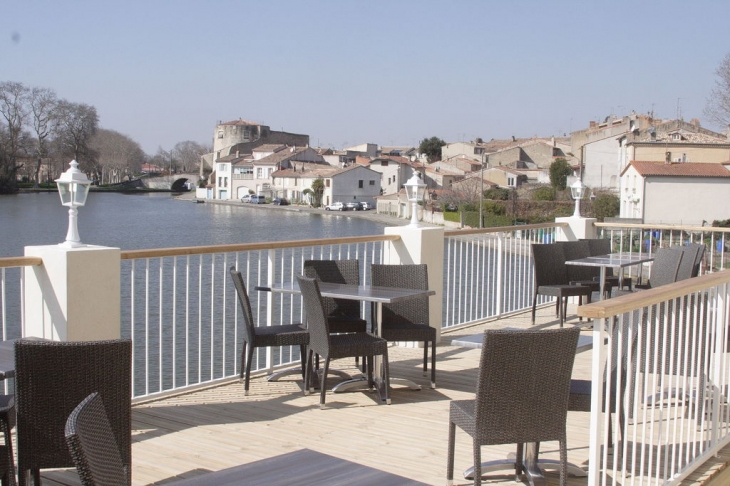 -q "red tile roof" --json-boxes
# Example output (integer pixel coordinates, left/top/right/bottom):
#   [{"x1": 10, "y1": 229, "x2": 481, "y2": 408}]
[{"x1": 626, "y1": 161, "x2": 730, "y2": 177}]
